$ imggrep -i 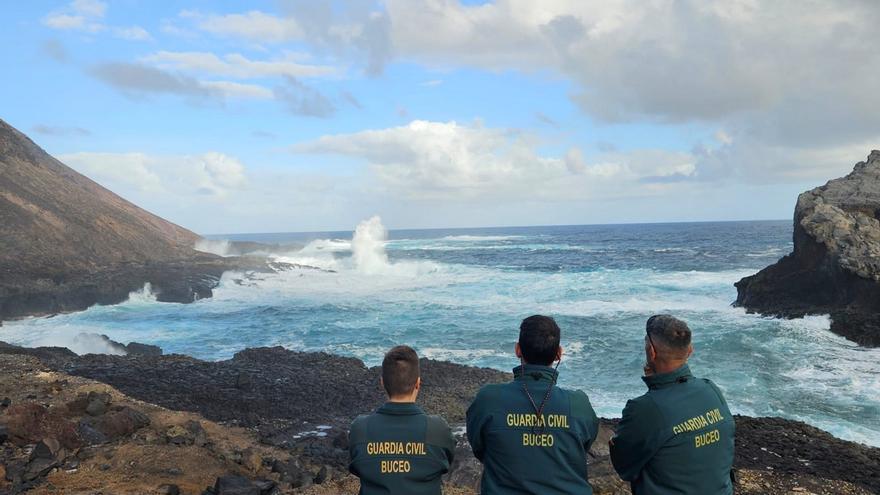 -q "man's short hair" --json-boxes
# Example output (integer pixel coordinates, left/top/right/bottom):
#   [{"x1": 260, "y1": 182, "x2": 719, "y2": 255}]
[
  {"x1": 519, "y1": 315, "x2": 561, "y2": 365},
  {"x1": 646, "y1": 315, "x2": 692, "y2": 352},
  {"x1": 382, "y1": 345, "x2": 420, "y2": 397}
]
